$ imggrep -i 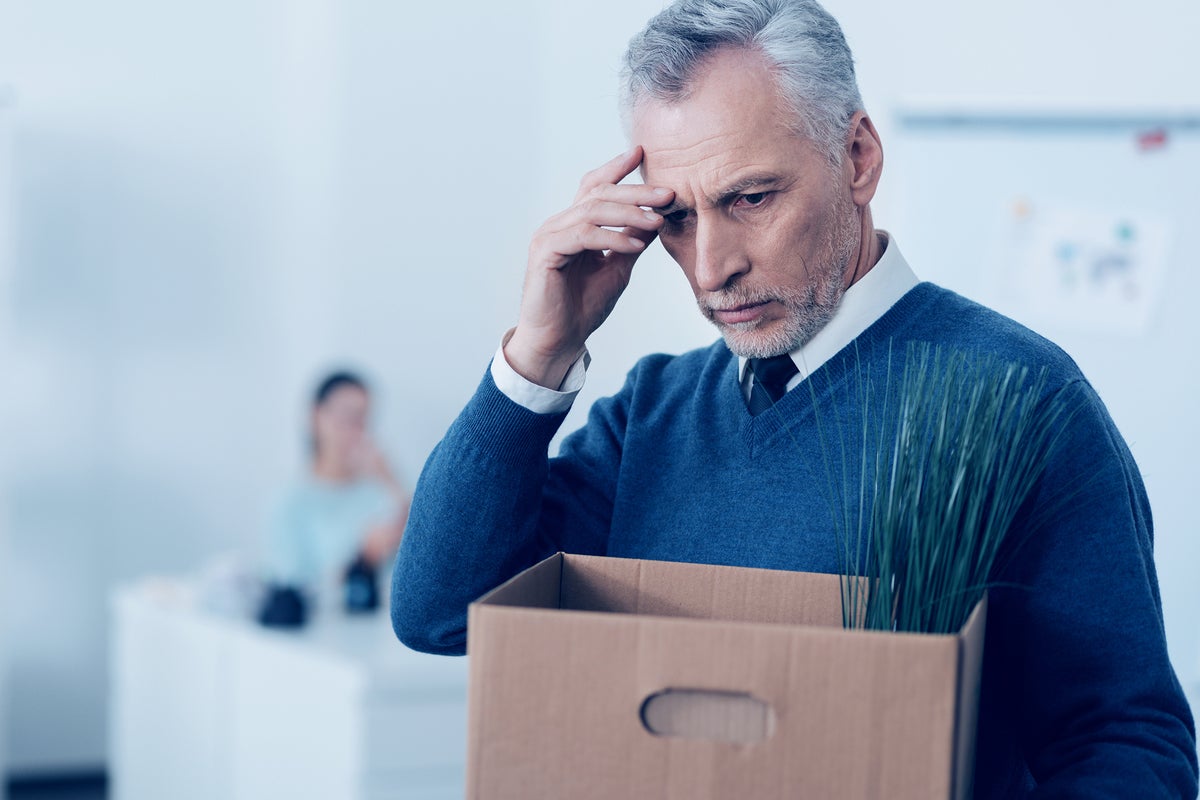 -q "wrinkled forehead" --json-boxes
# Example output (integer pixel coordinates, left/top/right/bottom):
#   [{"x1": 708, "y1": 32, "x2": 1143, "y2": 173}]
[
  {"x1": 631, "y1": 66, "x2": 820, "y2": 205},
  {"x1": 634, "y1": 51, "x2": 805, "y2": 164}
]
